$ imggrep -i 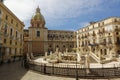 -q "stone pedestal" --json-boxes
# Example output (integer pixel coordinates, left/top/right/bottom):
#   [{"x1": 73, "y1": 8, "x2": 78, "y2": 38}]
[{"x1": 85, "y1": 54, "x2": 90, "y2": 74}]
